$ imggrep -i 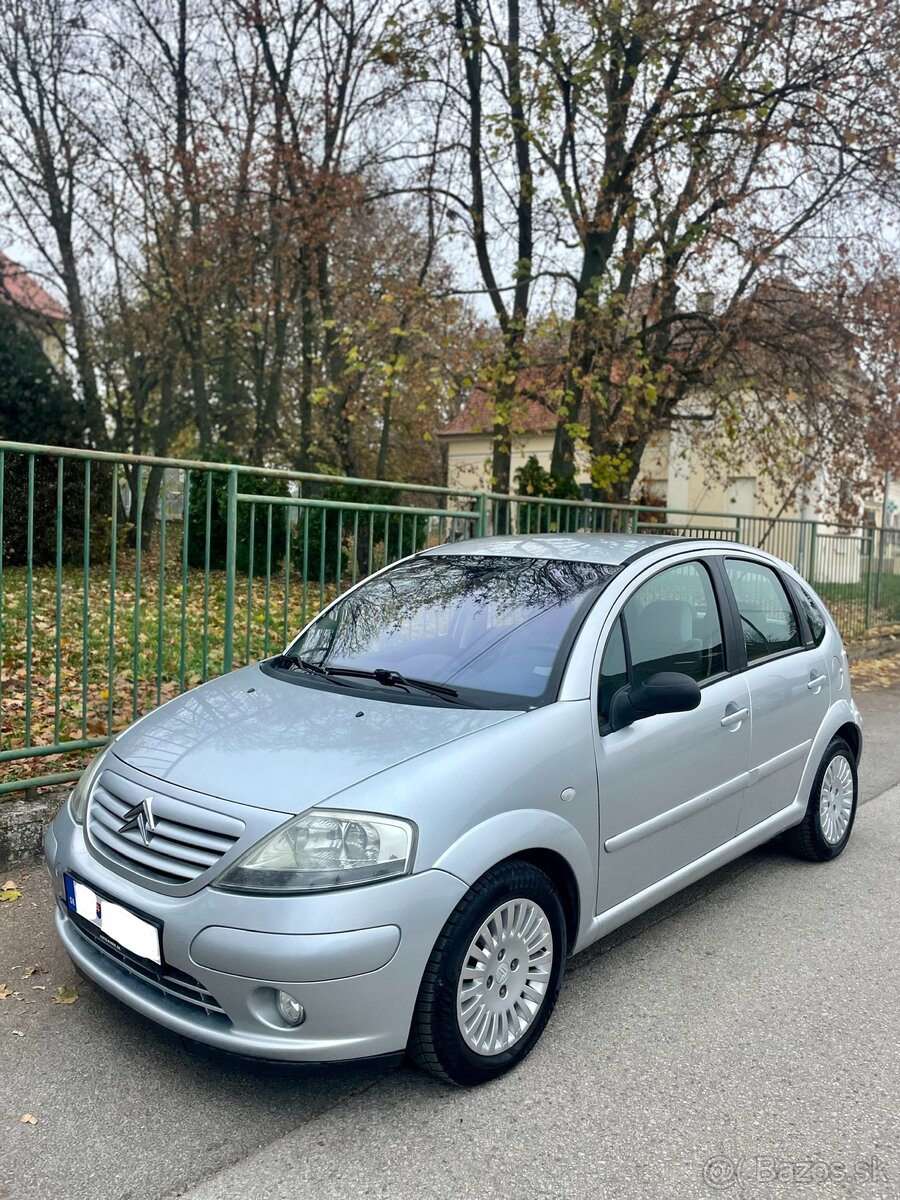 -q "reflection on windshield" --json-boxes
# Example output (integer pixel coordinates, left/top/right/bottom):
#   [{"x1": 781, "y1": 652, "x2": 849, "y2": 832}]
[{"x1": 289, "y1": 555, "x2": 620, "y2": 702}]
